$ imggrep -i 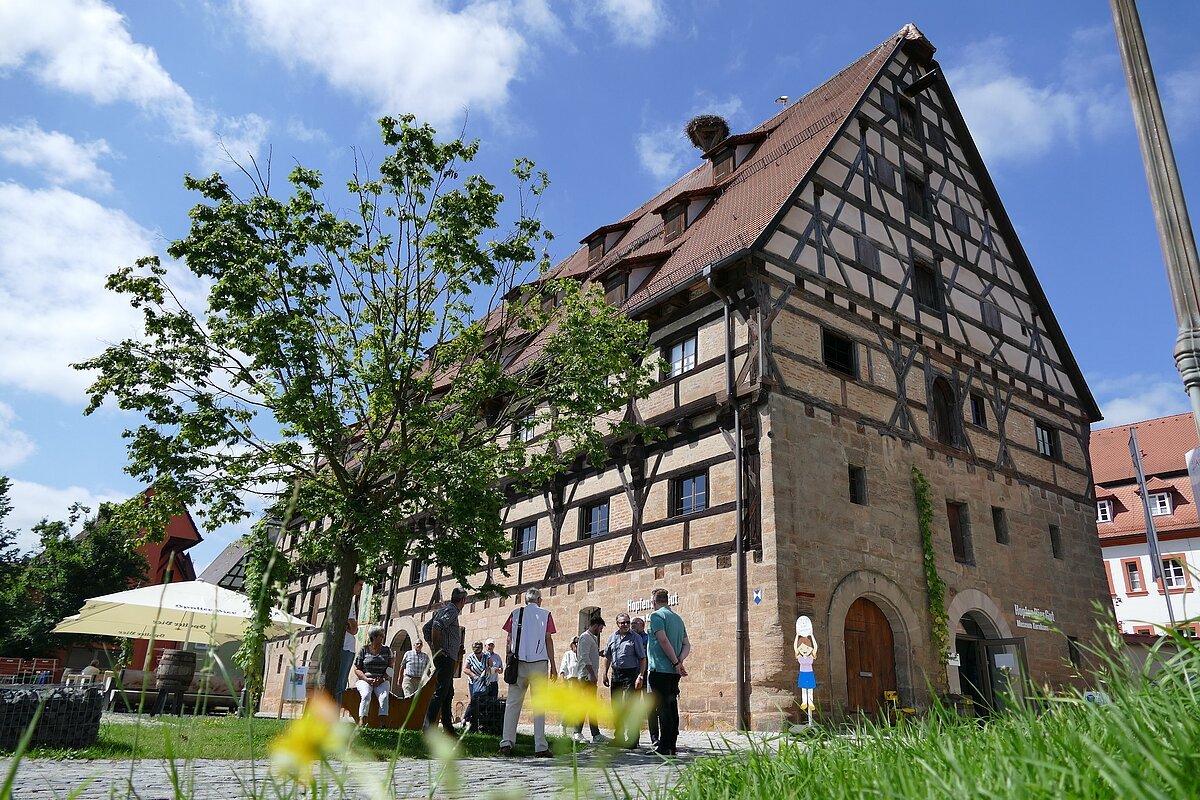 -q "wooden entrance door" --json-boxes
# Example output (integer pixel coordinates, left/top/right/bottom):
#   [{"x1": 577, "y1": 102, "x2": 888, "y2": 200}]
[{"x1": 844, "y1": 597, "x2": 897, "y2": 715}]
